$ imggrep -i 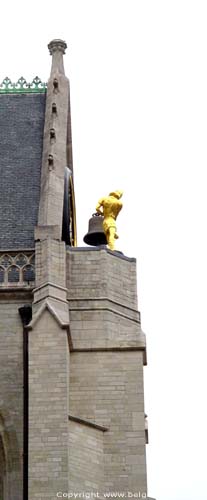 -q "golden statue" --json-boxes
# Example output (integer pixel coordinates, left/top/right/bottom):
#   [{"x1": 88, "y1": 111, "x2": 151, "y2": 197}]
[{"x1": 96, "y1": 191, "x2": 123, "y2": 251}]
